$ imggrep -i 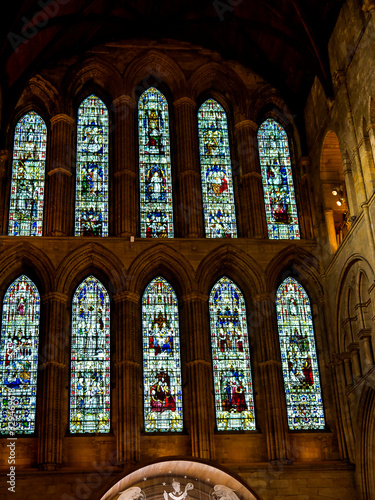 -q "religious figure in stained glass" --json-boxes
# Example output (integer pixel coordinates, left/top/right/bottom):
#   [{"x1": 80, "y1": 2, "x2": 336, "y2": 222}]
[
  {"x1": 198, "y1": 99, "x2": 237, "y2": 238},
  {"x1": 8, "y1": 112, "x2": 47, "y2": 236},
  {"x1": 75, "y1": 95, "x2": 109, "y2": 237},
  {"x1": 210, "y1": 277, "x2": 255, "y2": 430},
  {"x1": 276, "y1": 277, "x2": 325, "y2": 430},
  {"x1": 142, "y1": 277, "x2": 183, "y2": 431},
  {"x1": 139, "y1": 88, "x2": 174, "y2": 238},
  {"x1": 70, "y1": 276, "x2": 110, "y2": 433},
  {"x1": 257, "y1": 118, "x2": 300, "y2": 239},
  {"x1": 0, "y1": 276, "x2": 40, "y2": 434}
]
